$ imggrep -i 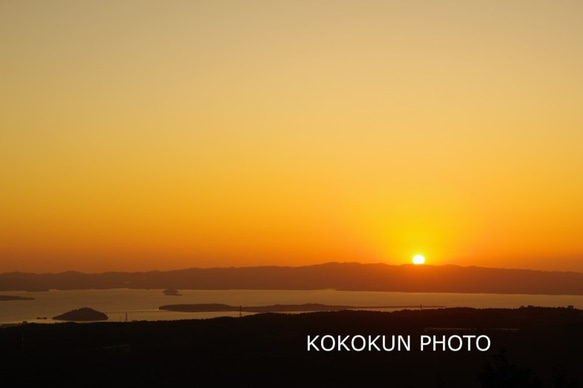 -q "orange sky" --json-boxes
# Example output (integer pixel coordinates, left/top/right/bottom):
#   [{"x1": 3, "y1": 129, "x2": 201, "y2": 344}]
[{"x1": 1, "y1": 1, "x2": 583, "y2": 273}]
